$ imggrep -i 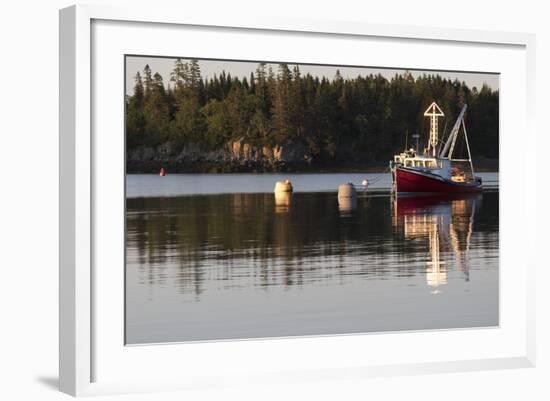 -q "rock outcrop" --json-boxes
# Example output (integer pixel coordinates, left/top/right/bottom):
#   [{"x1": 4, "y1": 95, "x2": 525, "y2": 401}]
[{"x1": 127, "y1": 139, "x2": 312, "y2": 173}]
